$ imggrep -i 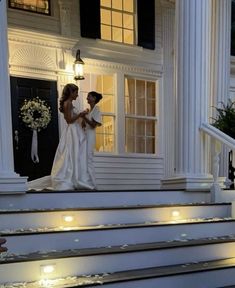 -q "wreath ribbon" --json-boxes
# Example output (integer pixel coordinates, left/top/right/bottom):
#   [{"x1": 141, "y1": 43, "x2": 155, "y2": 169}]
[{"x1": 31, "y1": 129, "x2": 39, "y2": 163}]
